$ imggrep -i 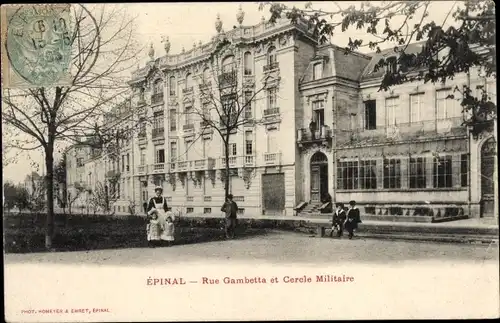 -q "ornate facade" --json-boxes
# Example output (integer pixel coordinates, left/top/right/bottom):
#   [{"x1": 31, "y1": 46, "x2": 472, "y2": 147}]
[{"x1": 67, "y1": 13, "x2": 497, "y2": 219}]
